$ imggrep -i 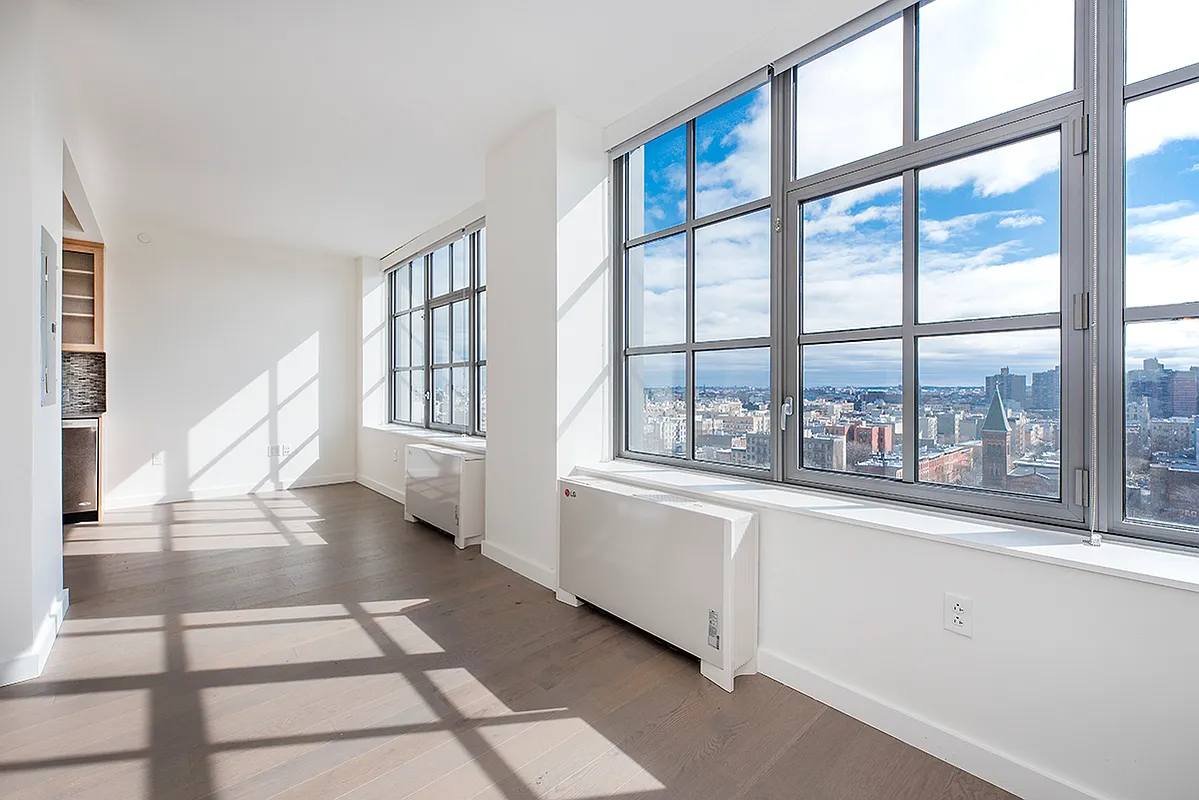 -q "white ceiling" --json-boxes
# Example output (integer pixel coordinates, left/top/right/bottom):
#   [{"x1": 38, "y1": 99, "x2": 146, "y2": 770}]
[{"x1": 56, "y1": 0, "x2": 828, "y2": 258}]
